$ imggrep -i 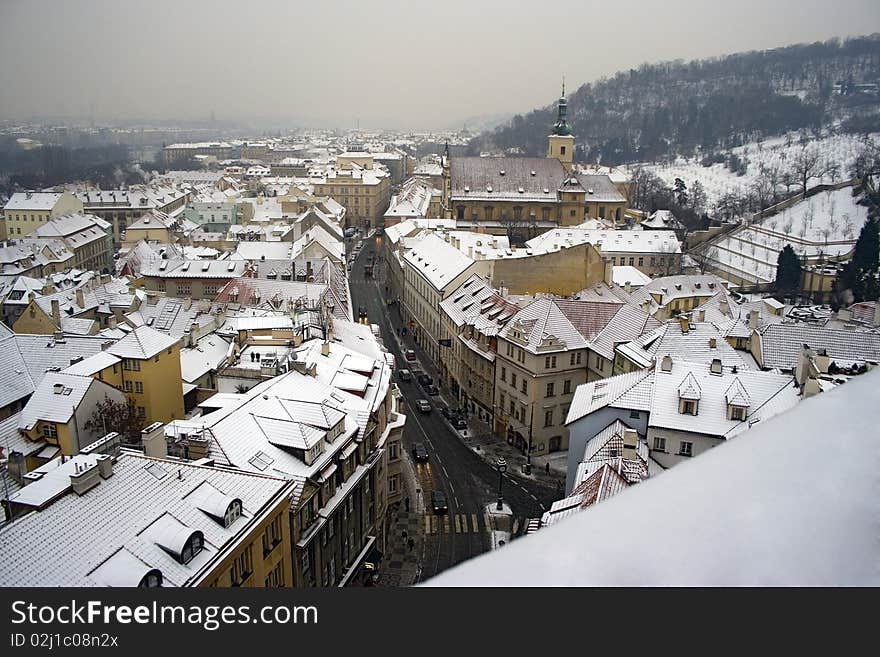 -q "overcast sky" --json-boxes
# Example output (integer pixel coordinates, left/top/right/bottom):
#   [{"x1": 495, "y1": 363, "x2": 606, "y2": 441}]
[{"x1": 1, "y1": 0, "x2": 878, "y2": 130}]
